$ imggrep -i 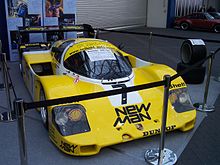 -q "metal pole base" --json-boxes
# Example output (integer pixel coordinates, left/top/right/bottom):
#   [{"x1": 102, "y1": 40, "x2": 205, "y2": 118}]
[
  {"x1": 196, "y1": 103, "x2": 215, "y2": 112},
  {"x1": 144, "y1": 148, "x2": 177, "y2": 165}
]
